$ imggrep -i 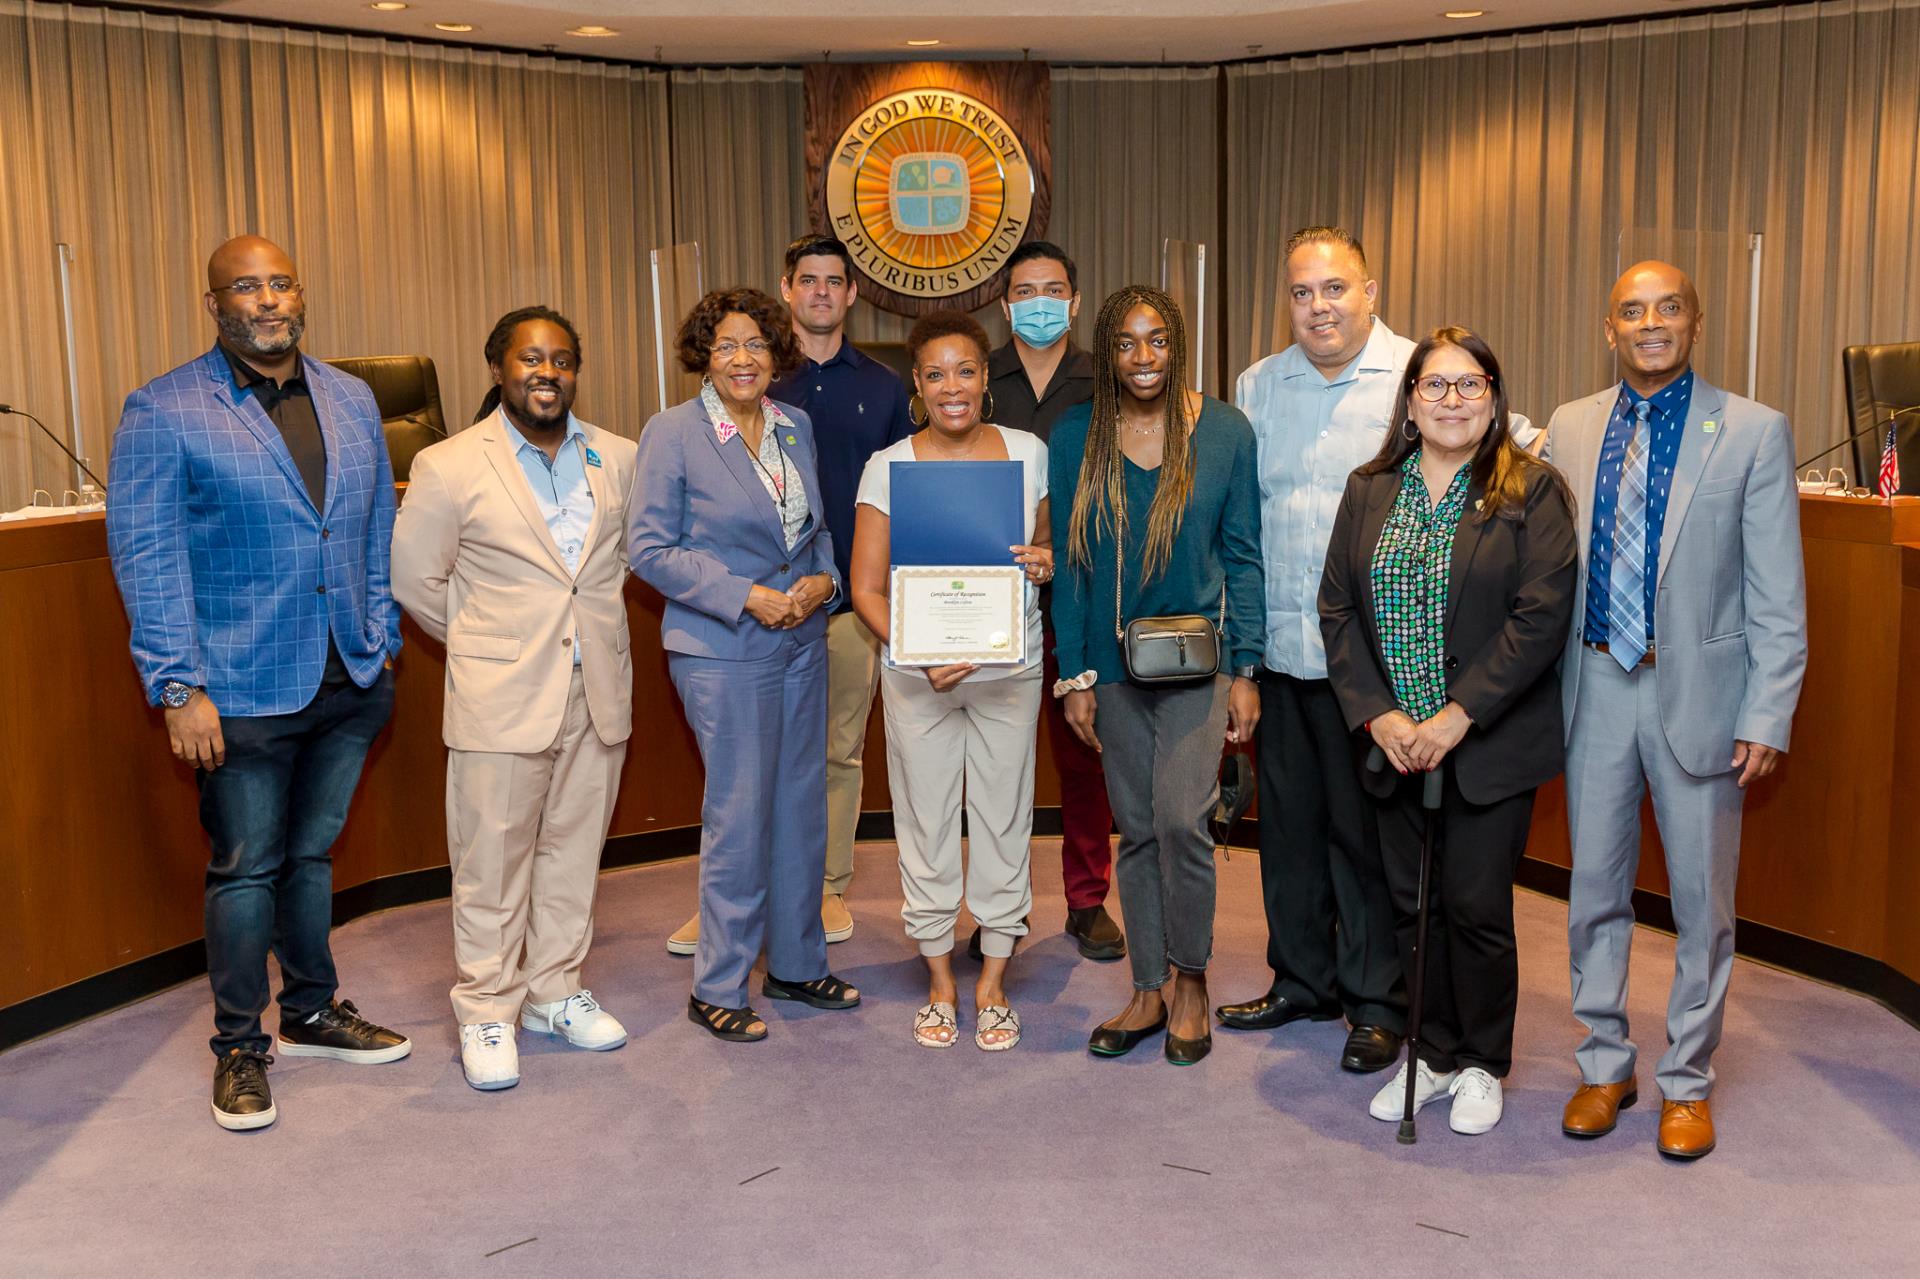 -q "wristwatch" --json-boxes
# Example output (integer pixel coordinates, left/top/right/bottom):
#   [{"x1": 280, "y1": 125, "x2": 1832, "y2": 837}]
[
  {"x1": 1233, "y1": 664, "x2": 1260, "y2": 681},
  {"x1": 161, "y1": 681, "x2": 199, "y2": 709}
]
